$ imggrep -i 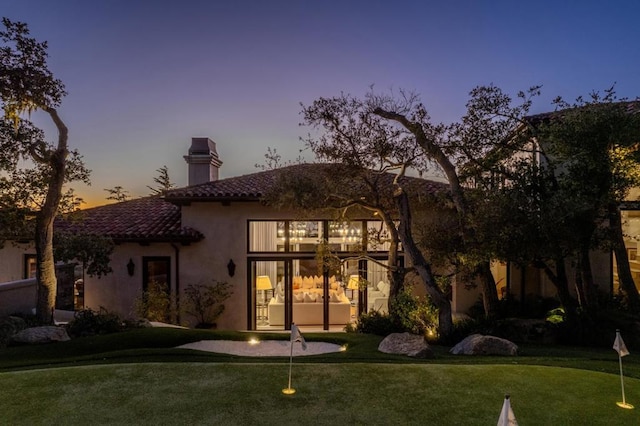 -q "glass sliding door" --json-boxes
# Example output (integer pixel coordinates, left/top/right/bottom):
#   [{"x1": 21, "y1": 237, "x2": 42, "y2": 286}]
[
  {"x1": 251, "y1": 260, "x2": 286, "y2": 330},
  {"x1": 249, "y1": 257, "x2": 353, "y2": 331},
  {"x1": 247, "y1": 219, "x2": 400, "y2": 330}
]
